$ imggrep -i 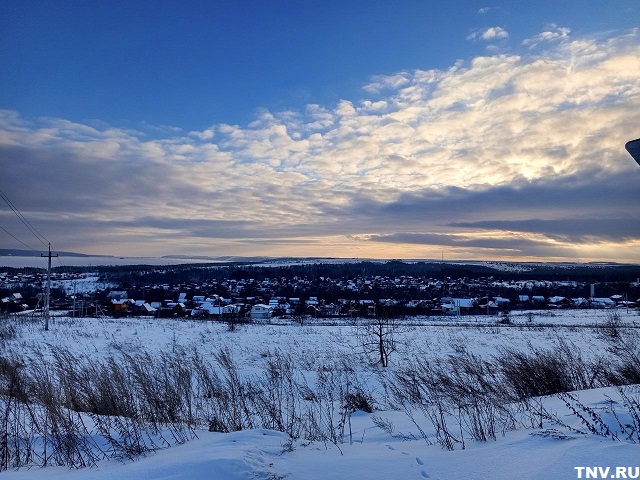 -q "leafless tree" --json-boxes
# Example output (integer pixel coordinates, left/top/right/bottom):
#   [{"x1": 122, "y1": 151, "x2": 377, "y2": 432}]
[{"x1": 356, "y1": 312, "x2": 403, "y2": 367}]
